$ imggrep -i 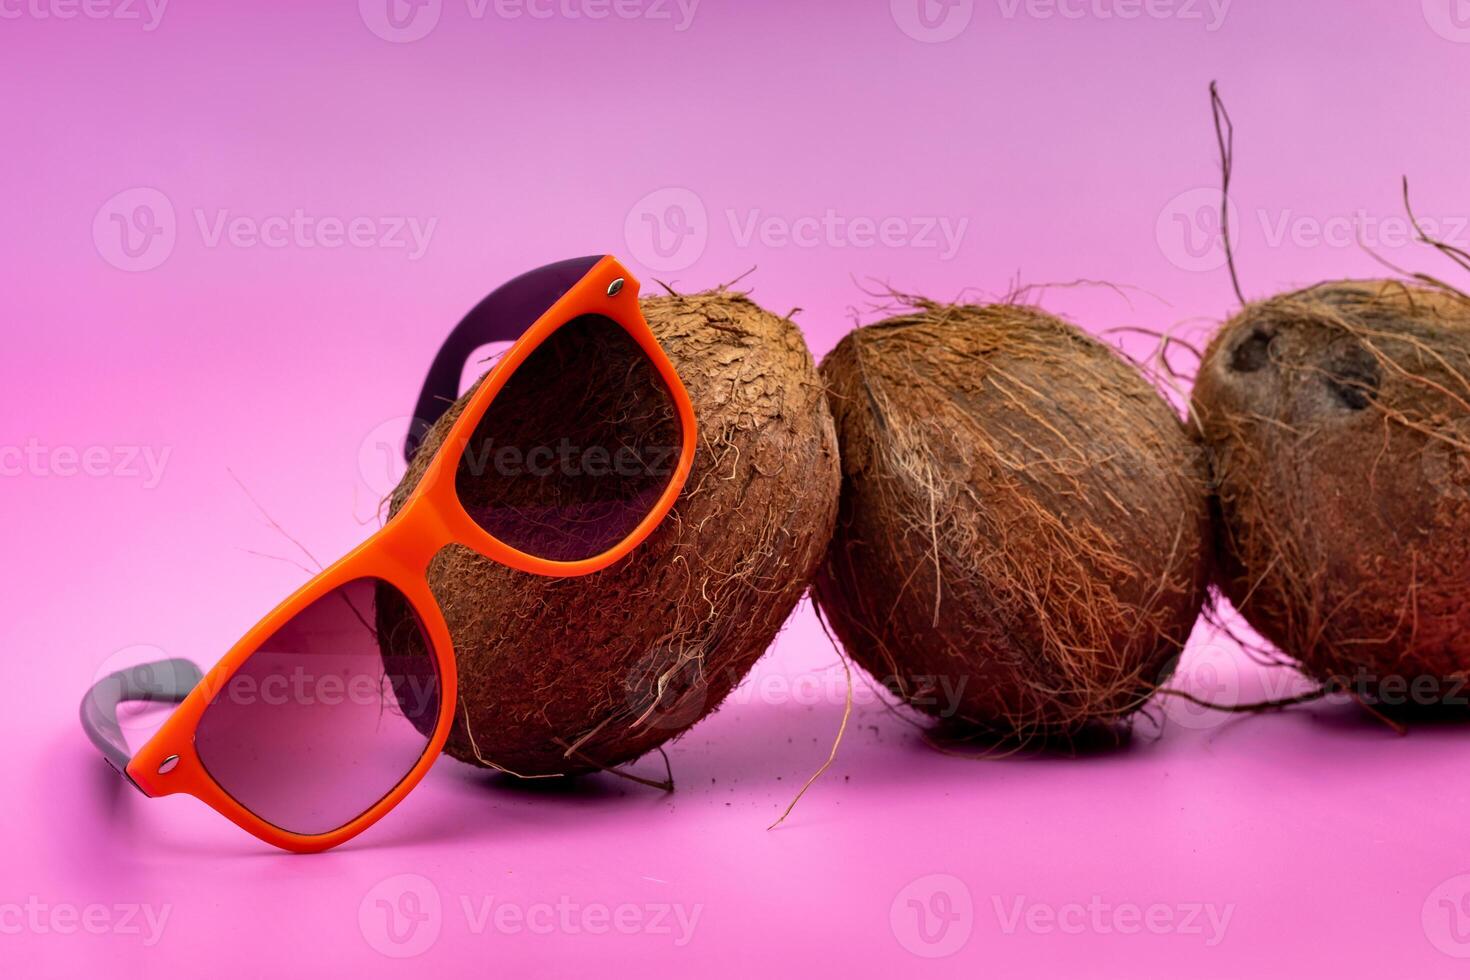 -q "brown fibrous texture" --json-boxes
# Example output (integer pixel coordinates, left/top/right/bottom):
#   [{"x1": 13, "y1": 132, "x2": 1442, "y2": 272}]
[
  {"x1": 811, "y1": 302, "x2": 1211, "y2": 740},
  {"x1": 1192, "y1": 279, "x2": 1470, "y2": 706},
  {"x1": 380, "y1": 290, "x2": 840, "y2": 775},
  {"x1": 813, "y1": 302, "x2": 1212, "y2": 742}
]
